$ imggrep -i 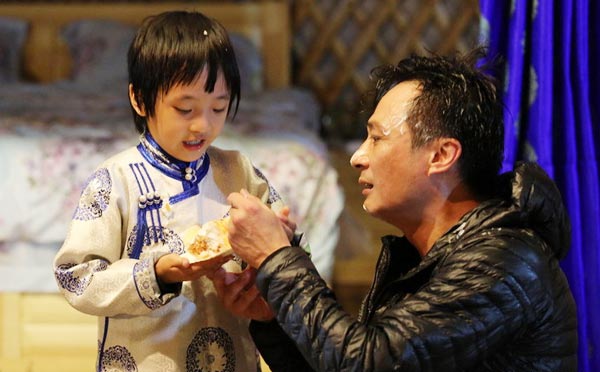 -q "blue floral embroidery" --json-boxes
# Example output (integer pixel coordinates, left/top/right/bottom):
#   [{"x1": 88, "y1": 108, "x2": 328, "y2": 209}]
[
  {"x1": 55, "y1": 261, "x2": 108, "y2": 295},
  {"x1": 133, "y1": 258, "x2": 162, "y2": 309},
  {"x1": 186, "y1": 327, "x2": 235, "y2": 372},
  {"x1": 101, "y1": 345, "x2": 137, "y2": 371},
  {"x1": 253, "y1": 167, "x2": 281, "y2": 204},
  {"x1": 126, "y1": 225, "x2": 184, "y2": 257},
  {"x1": 74, "y1": 168, "x2": 112, "y2": 221}
]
